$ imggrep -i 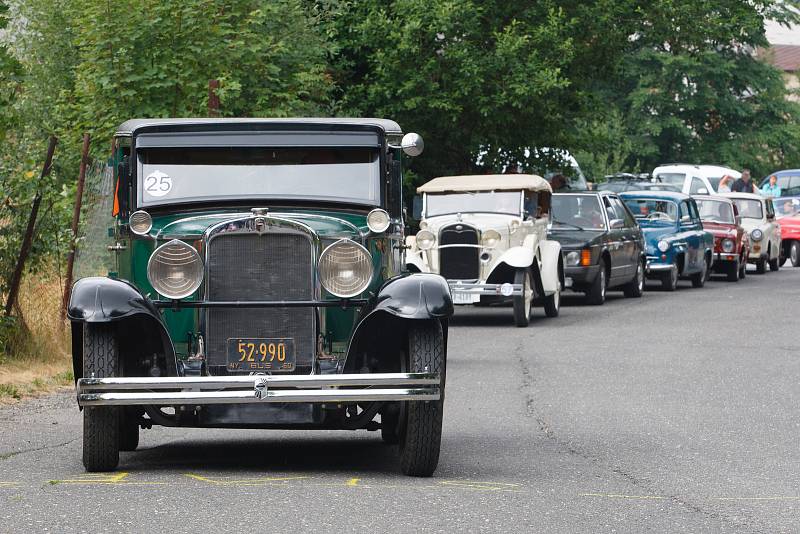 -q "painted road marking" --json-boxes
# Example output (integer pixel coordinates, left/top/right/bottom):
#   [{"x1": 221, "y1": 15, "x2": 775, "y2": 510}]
[
  {"x1": 50, "y1": 472, "x2": 165, "y2": 486},
  {"x1": 580, "y1": 492, "x2": 667, "y2": 500},
  {"x1": 184, "y1": 473, "x2": 309, "y2": 486},
  {"x1": 0, "y1": 481, "x2": 19, "y2": 488},
  {"x1": 346, "y1": 478, "x2": 361, "y2": 487},
  {"x1": 438, "y1": 481, "x2": 523, "y2": 492}
]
